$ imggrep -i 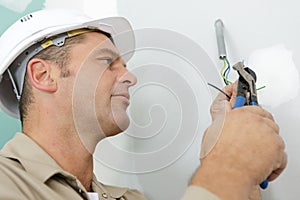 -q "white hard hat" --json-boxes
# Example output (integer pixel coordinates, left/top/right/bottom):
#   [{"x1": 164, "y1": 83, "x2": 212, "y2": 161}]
[{"x1": 0, "y1": 9, "x2": 135, "y2": 119}]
